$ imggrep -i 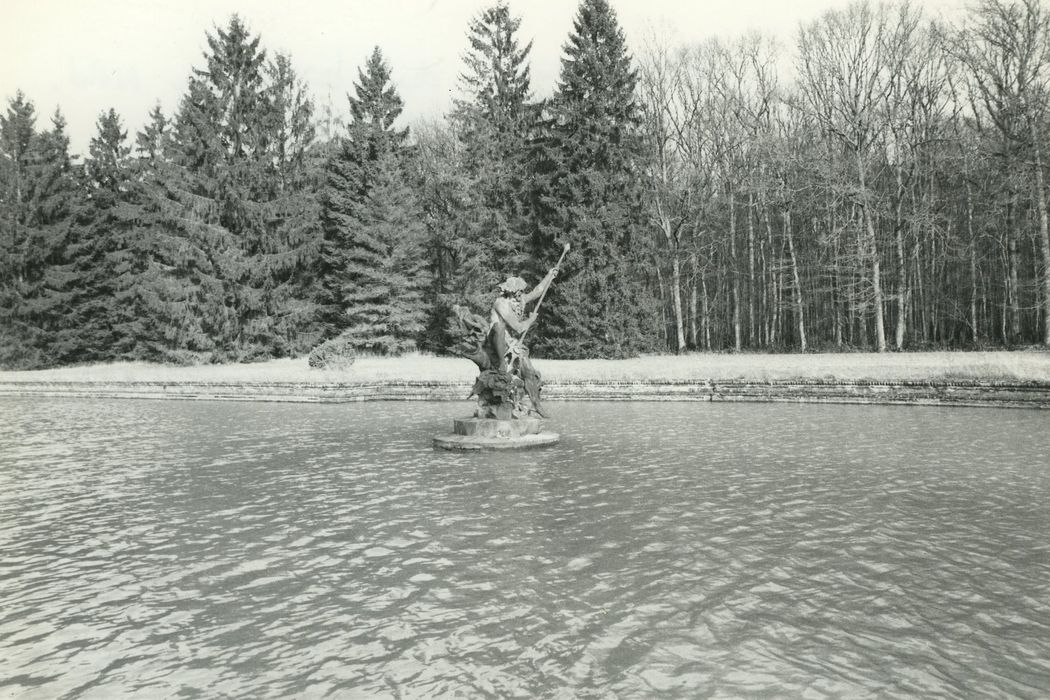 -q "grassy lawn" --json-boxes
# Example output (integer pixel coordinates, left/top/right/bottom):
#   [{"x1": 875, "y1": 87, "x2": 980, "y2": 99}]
[{"x1": 2, "y1": 350, "x2": 1049, "y2": 384}]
